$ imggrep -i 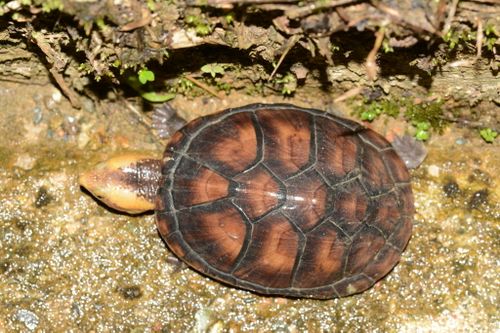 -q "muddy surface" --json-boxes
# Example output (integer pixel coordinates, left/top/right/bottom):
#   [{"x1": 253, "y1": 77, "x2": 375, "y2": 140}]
[{"x1": 0, "y1": 80, "x2": 498, "y2": 332}]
